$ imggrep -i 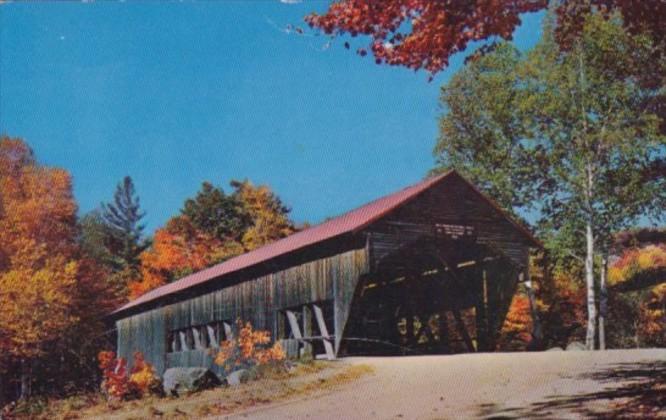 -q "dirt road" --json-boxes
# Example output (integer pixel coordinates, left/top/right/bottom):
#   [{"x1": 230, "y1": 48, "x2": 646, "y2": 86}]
[{"x1": 221, "y1": 349, "x2": 665, "y2": 419}]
